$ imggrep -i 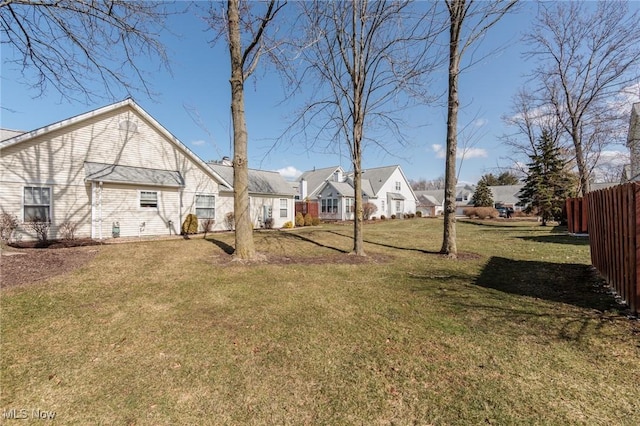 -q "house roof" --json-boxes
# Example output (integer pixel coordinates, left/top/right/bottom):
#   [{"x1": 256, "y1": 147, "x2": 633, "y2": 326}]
[
  {"x1": 415, "y1": 190, "x2": 444, "y2": 205},
  {"x1": 489, "y1": 185, "x2": 522, "y2": 206},
  {"x1": 359, "y1": 165, "x2": 399, "y2": 196},
  {"x1": 0, "y1": 98, "x2": 232, "y2": 189},
  {"x1": 417, "y1": 194, "x2": 441, "y2": 207},
  {"x1": 208, "y1": 163, "x2": 297, "y2": 196},
  {"x1": 297, "y1": 166, "x2": 345, "y2": 198},
  {"x1": 1, "y1": 128, "x2": 24, "y2": 141},
  {"x1": 85, "y1": 162, "x2": 184, "y2": 188},
  {"x1": 323, "y1": 181, "x2": 356, "y2": 197},
  {"x1": 387, "y1": 192, "x2": 405, "y2": 200}
]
